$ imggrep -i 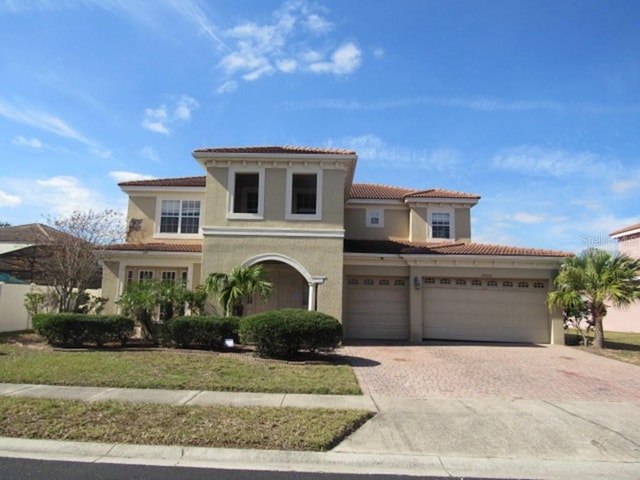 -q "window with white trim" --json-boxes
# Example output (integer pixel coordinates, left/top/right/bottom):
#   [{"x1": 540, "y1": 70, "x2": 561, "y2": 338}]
[
  {"x1": 232, "y1": 172, "x2": 260, "y2": 214},
  {"x1": 432, "y1": 212, "x2": 451, "y2": 239},
  {"x1": 286, "y1": 170, "x2": 322, "y2": 220},
  {"x1": 366, "y1": 208, "x2": 384, "y2": 228},
  {"x1": 139, "y1": 270, "x2": 153, "y2": 281},
  {"x1": 162, "y1": 271, "x2": 177, "y2": 283},
  {"x1": 160, "y1": 200, "x2": 200, "y2": 234}
]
